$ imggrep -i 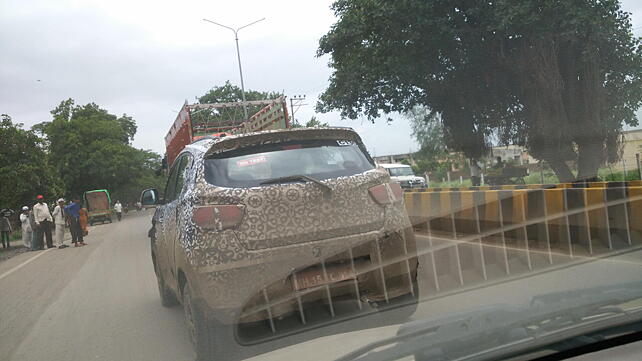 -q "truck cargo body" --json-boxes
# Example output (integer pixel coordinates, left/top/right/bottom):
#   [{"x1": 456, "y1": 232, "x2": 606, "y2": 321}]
[
  {"x1": 84, "y1": 189, "x2": 112, "y2": 225},
  {"x1": 164, "y1": 97, "x2": 290, "y2": 167}
]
